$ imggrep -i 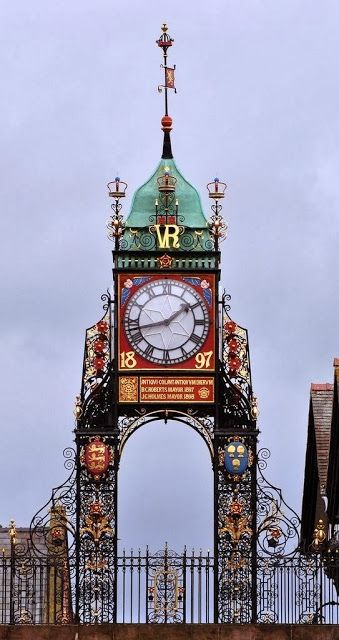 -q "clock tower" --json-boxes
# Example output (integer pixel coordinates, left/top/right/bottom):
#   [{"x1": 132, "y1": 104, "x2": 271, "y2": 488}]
[{"x1": 74, "y1": 24, "x2": 258, "y2": 623}]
